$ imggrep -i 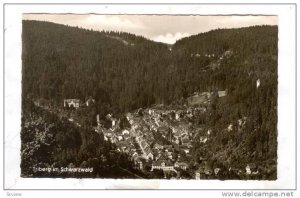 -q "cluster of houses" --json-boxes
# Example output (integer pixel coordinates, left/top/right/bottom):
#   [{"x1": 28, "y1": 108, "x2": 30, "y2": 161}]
[
  {"x1": 92, "y1": 102, "x2": 205, "y2": 178},
  {"x1": 123, "y1": 105, "x2": 210, "y2": 177},
  {"x1": 89, "y1": 90, "x2": 231, "y2": 178},
  {"x1": 193, "y1": 161, "x2": 260, "y2": 180},
  {"x1": 63, "y1": 97, "x2": 95, "y2": 109},
  {"x1": 191, "y1": 50, "x2": 234, "y2": 72},
  {"x1": 191, "y1": 53, "x2": 216, "y2": 58},
  {"x1": 190, "y1": 50, "x2": 233, "y2": 60},
  {"x1": 62, "y1": 88, "x2": 262, "y2": 179}
]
